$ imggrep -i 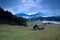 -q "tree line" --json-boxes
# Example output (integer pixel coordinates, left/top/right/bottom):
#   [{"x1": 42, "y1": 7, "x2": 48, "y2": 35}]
[{"x1": 0, "y1": 7, "x2": 27, "y2": 27}]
